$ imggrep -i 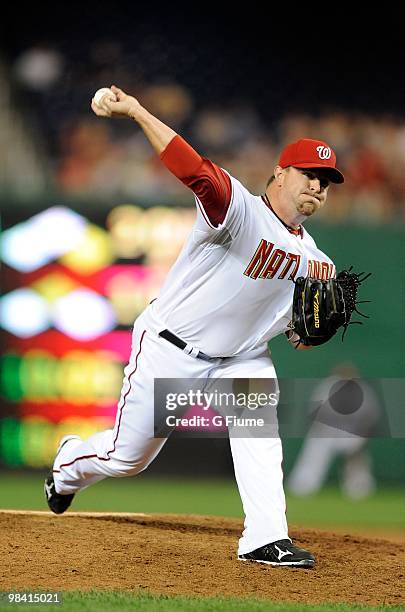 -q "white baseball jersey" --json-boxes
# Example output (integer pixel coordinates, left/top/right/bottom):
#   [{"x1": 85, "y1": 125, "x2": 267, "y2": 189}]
[{"x1": 150, "y1": 173, "x2": 335, "y2": 357}]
